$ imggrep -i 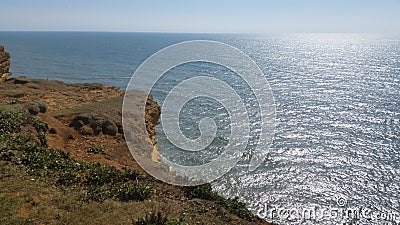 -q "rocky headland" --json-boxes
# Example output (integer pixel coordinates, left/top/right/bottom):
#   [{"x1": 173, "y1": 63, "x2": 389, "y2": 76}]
[
  {"x1": 0, "y1": 46, "x2": 11, "y2": 83},
  {"x1": 0, "y1": 47, "x2": 272, "y2": 225}
]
